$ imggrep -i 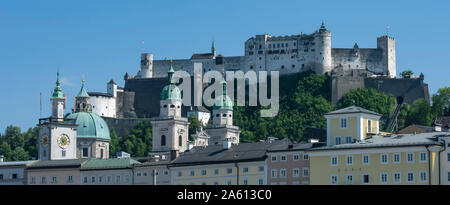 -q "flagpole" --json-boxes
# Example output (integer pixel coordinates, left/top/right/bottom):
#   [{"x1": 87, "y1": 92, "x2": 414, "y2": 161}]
[{"x1": 40, "y1": 92, "x2": 42, "y2": 118}]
